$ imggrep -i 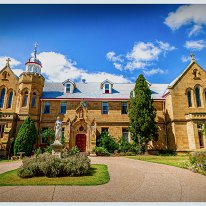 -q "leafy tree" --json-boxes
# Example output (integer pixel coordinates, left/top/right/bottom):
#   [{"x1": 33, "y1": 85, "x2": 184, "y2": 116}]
[
  {"x1": 14, "y1": 116, "x2": 38, "y2": 156},
  {"x1": 42, "y1": 128, "x2": 55, "y2": 145},
  {"x1": 129, "y1": 74, "x2": 158, "y2": 153}
]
